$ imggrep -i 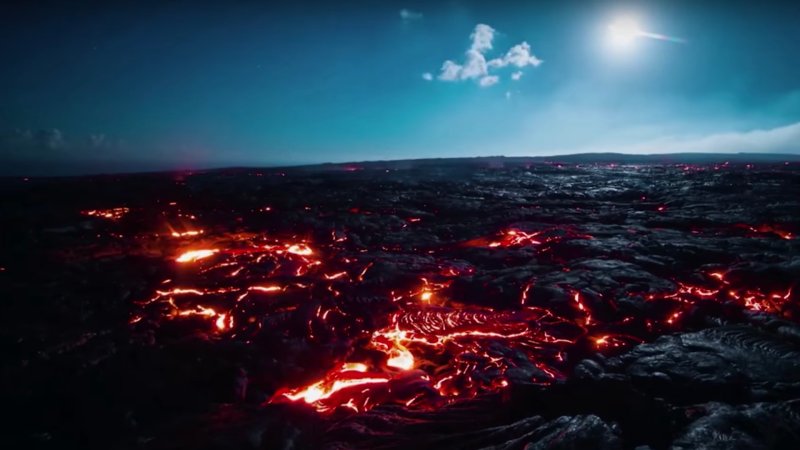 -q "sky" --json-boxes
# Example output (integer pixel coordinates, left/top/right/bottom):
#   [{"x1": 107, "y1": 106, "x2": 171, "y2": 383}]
[{"x1": 2, "y1": 0, "x2": 800, "y2": 174}]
